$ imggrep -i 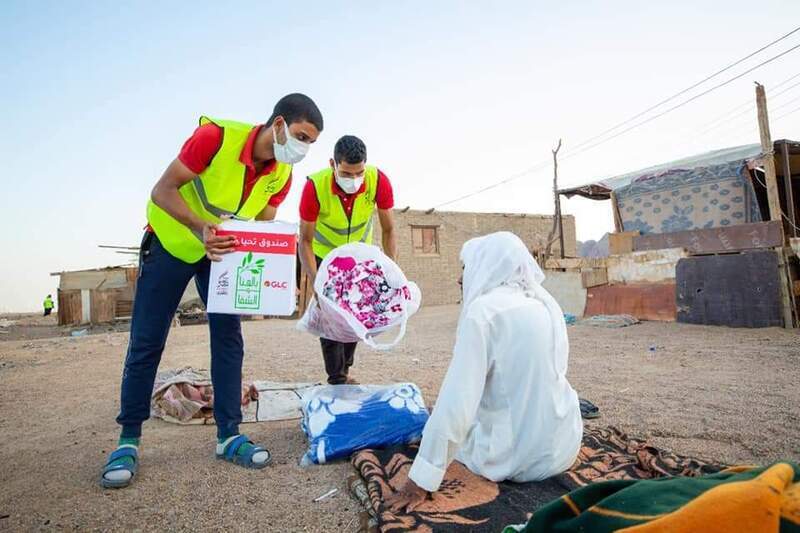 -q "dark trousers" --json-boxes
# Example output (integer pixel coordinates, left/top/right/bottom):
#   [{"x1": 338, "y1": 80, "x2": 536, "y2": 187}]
[
  {"x1": 116, "y1": 233, "x2": 243, "y2": 440},
  {"x1": 320, "y1": 337, "x2": 357, "y2": 384},
  {"x1": 316, "y1": 255, "x2": 357, "y2": 384},
  {"x1": 44, "y1": 308, "x2": 52, "y2": 317}
]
